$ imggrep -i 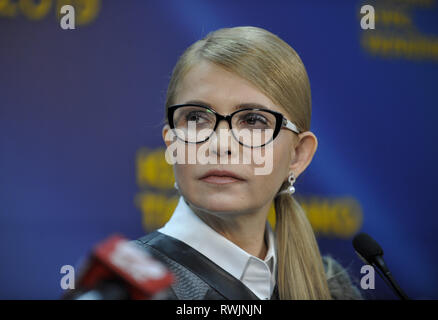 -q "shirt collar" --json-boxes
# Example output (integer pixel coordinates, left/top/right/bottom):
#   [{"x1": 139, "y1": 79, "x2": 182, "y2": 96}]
[{"x1": 158, "y1": 196, "x2": 277, "y2": 281}]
